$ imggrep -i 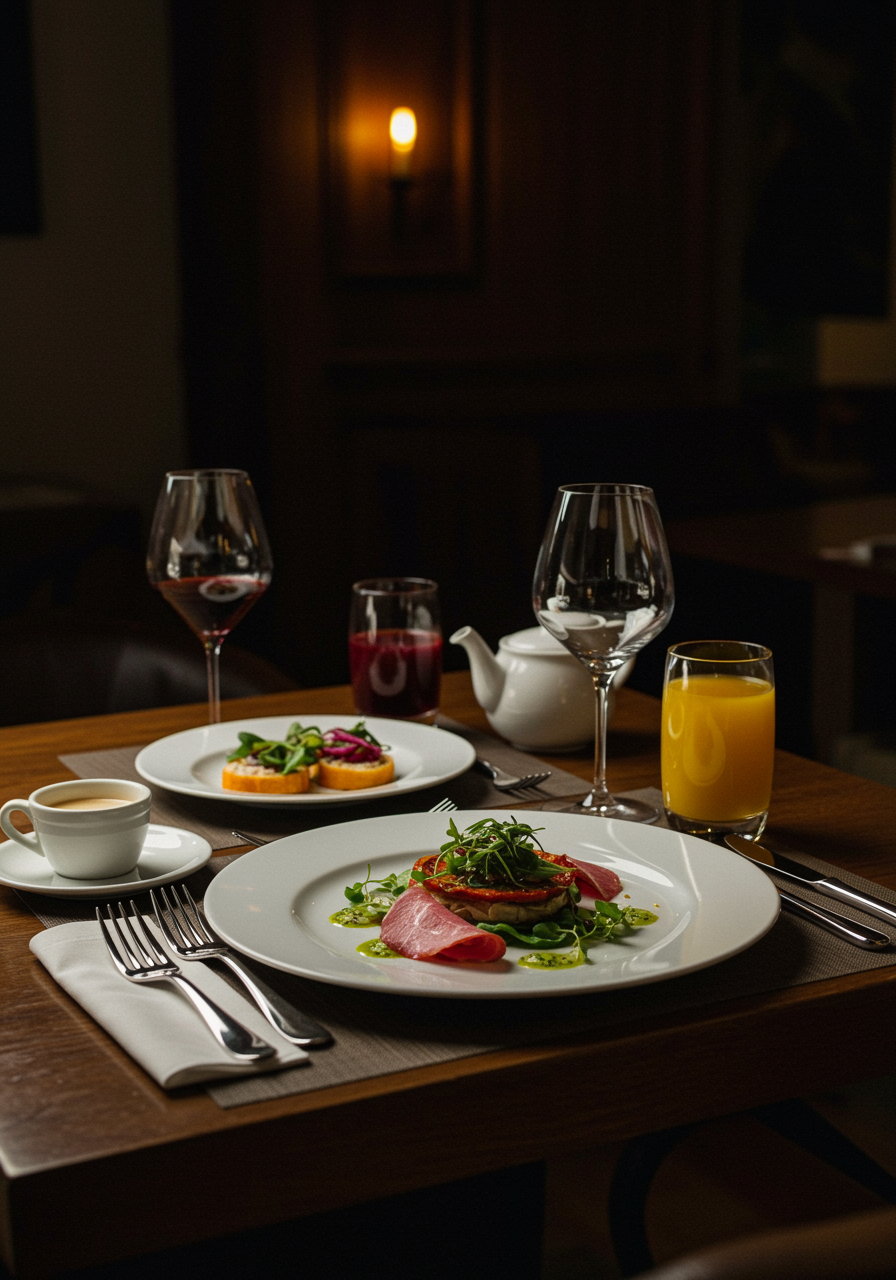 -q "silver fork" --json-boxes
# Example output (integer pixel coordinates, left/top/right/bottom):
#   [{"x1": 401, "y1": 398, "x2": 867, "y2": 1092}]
[
  {"x1": 474, "y1": 758, "x2": 552, "y2": 792},
  {"x1": 151, "y1": 886, "x2": 332, "y2": 1047},
  {"x1": 232, "y1": 829, "x2": 266, "y2": 846},
  {"x1": 428, "y1": 798, "x2": 457, "y2": 813},
  {"x1": 97, "y1": 903, "x2": 276, "y2": 1062}
]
